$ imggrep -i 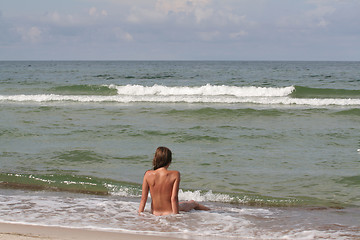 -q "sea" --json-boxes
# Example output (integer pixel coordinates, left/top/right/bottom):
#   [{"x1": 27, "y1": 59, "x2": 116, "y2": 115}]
[{"x1": 0, "y1": 61, "x2": 359, "y2": 239}]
